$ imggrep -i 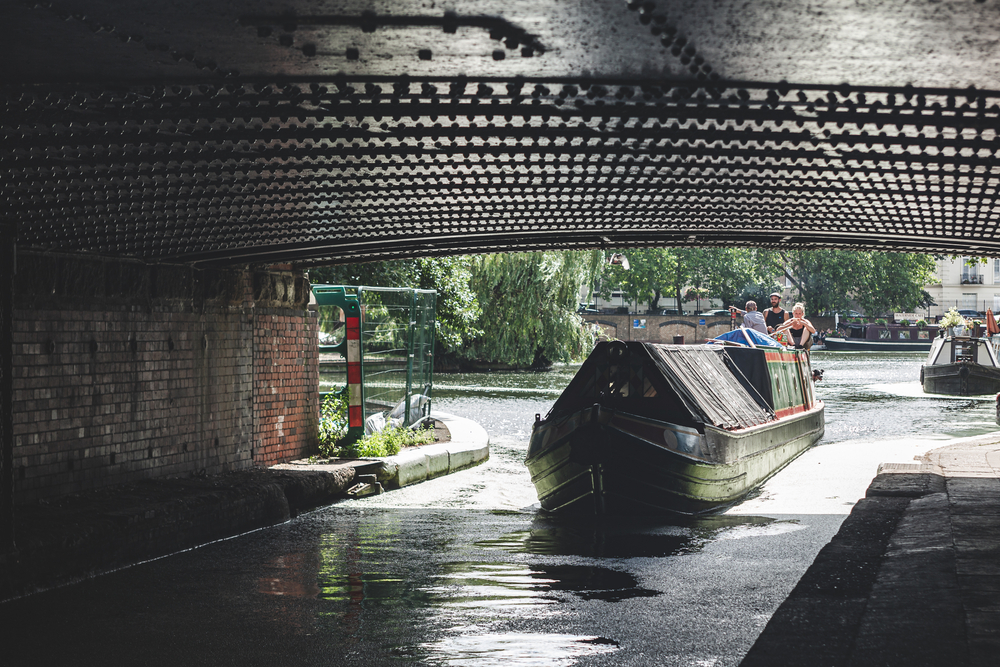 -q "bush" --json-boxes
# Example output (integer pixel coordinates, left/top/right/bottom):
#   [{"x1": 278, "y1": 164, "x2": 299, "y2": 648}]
[
  {"x1": 317, "y1": 393, "x2": 437, "y2": 458},
  {"x1": 916, "y1": 320, "x2": 927, "y2": 328},
  {"x1": 318, "y1": 393, "x2": 349, "y2": 458},
  {"x1": 354, "y1": 425, "x2": 436, "y2": 458},
  {"x1": 898, "y1": 319, "x2": 910, "y2": 327}
]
